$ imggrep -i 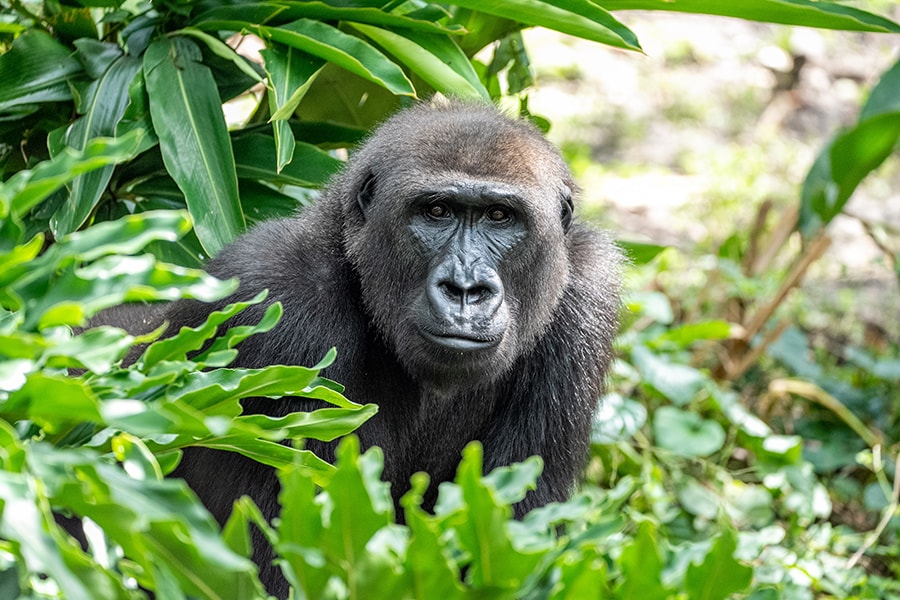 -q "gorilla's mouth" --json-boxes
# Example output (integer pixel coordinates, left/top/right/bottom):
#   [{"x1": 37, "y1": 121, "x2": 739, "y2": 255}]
[{"x1": 419, "y1": 329, "x2": 501, "y2": 352}]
